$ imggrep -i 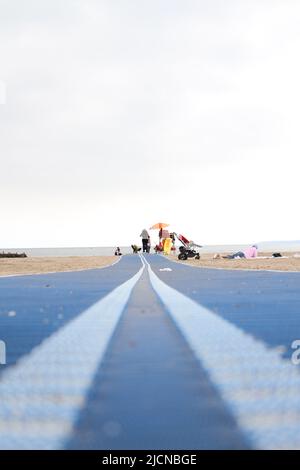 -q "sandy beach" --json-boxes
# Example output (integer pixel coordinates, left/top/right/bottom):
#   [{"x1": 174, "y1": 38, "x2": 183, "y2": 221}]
[
  {"x1": 0, "y1": 256, "x2": 117, "y2": 276},
  {"x1": 172, "y1": 252, "x2": 300, "y2": 271},
  {"x1": 2, "y1": 252, "x2": 300, "y2": 276}
]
